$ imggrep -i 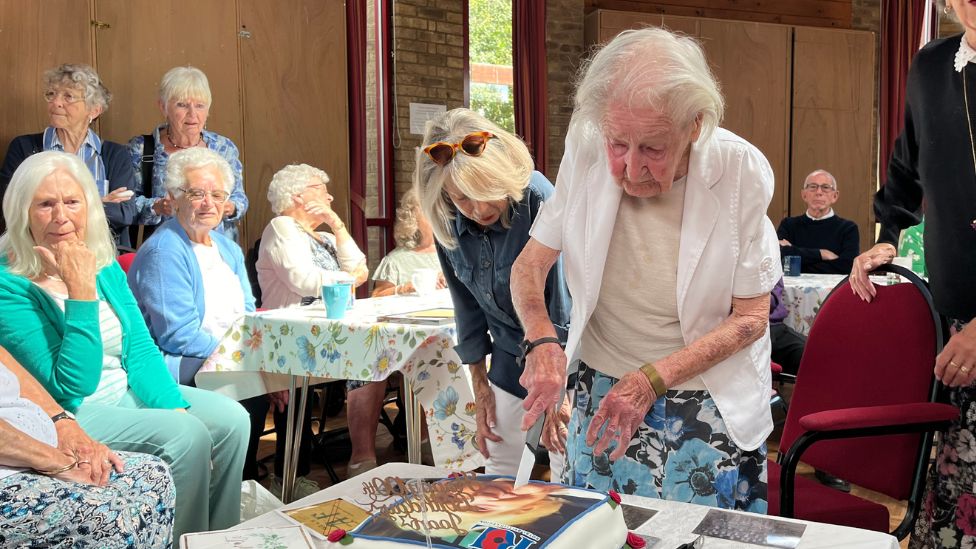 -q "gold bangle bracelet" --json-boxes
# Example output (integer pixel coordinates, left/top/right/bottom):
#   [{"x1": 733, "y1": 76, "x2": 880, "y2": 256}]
[
  {"x1": 639, "y1": 362, "x2": 668, "y2": 399},
  {"x1": 32, "y1": 456, "x2": 80, "y2": 476}
]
